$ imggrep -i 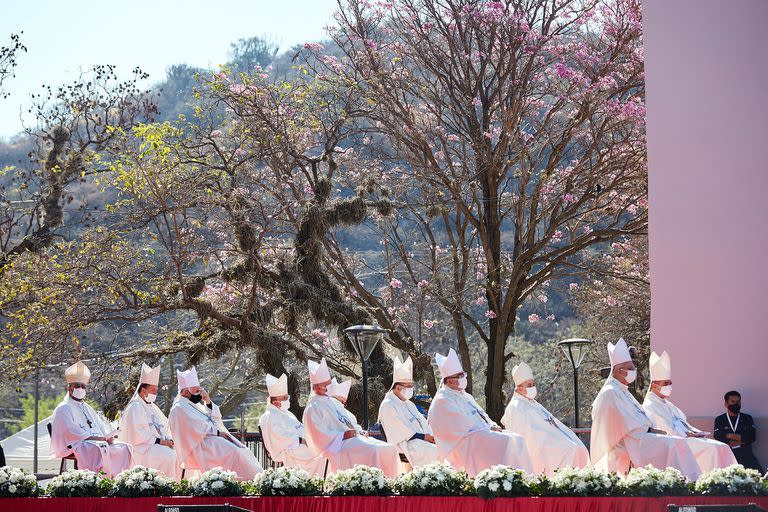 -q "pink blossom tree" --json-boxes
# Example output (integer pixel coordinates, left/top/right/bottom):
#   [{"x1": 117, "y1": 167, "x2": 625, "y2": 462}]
[{"x1": 301, "y1": 0, "x2": 647, "y2": 418}]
